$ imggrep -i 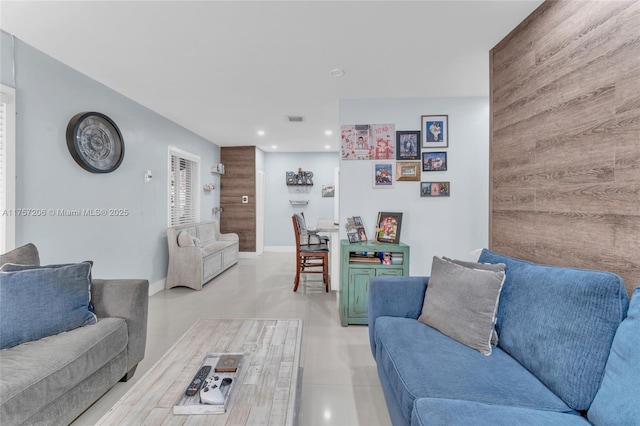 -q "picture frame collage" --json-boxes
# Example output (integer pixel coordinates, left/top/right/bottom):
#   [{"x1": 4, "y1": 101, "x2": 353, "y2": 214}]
[
  {"x1": 340, "y1": 116, "x2": 450, "y2": 196},
  {"x1": 420, "y1": 115, "x2": 450, "y2": 197}
]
